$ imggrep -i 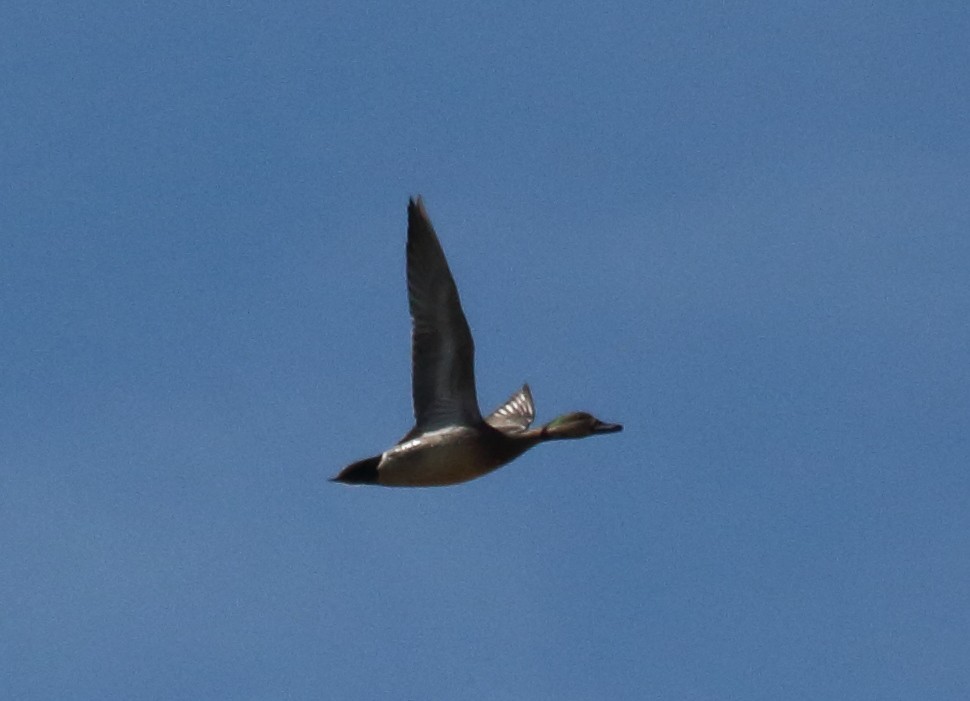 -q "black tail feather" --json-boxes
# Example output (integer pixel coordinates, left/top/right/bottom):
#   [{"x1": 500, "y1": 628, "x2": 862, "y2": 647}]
[{"x1": 331, "y1": 455, "x2": 381, "y2": 485}]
